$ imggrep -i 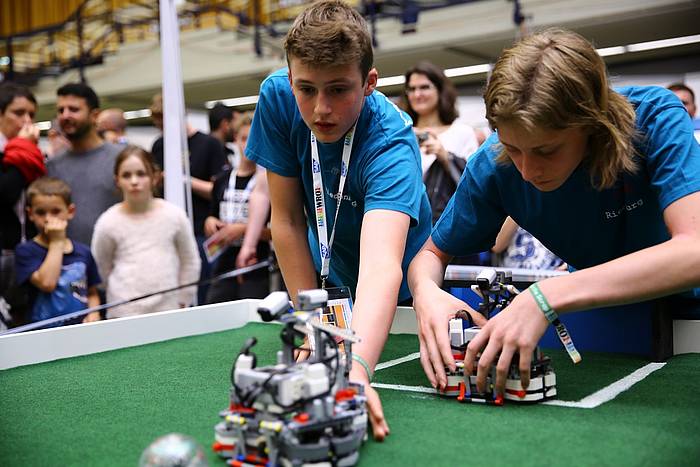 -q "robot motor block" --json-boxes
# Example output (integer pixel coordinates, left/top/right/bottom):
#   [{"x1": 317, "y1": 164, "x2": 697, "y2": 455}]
[
  {"x1": 213, "y1": 290, "x2": 368, "y2": 467},
  {"x1": 441, "y1": 268, "x2": 557, "y2": 405}
]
